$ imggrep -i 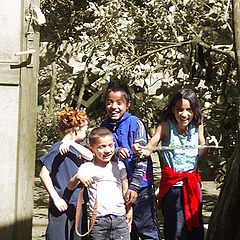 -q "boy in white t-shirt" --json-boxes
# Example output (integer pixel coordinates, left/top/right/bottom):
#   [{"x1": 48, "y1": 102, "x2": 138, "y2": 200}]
[{"x1": 68, "y1": 127, "x2": 132, "y2": 240}]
